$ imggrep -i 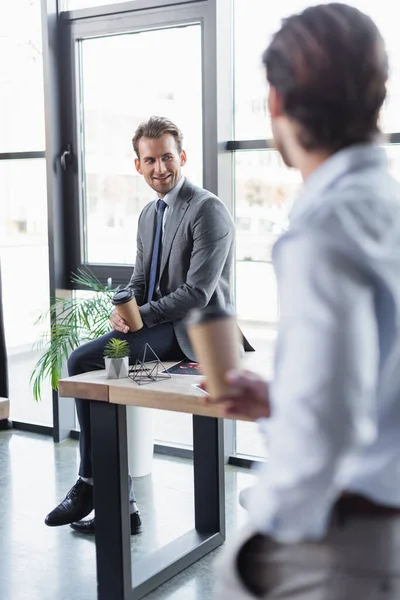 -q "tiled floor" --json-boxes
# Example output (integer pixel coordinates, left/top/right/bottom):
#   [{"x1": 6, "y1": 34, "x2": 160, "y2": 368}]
[{"x1": 0, "y1": 430, "x2": 257, "y2": 600}]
